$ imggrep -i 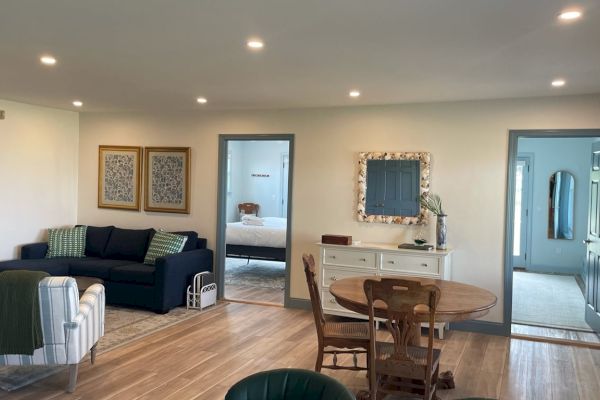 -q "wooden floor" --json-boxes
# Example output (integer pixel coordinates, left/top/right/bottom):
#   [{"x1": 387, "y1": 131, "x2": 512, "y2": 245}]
[
  {"x1": 512, "y1": 323, "x2": 600, "y2": 345},
  {"x1": 1, "y1": 303, "x2": 599, "y2": 400},
  {"x1": 225, "y1": 284, "x2": 284, "y2": 304}
]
